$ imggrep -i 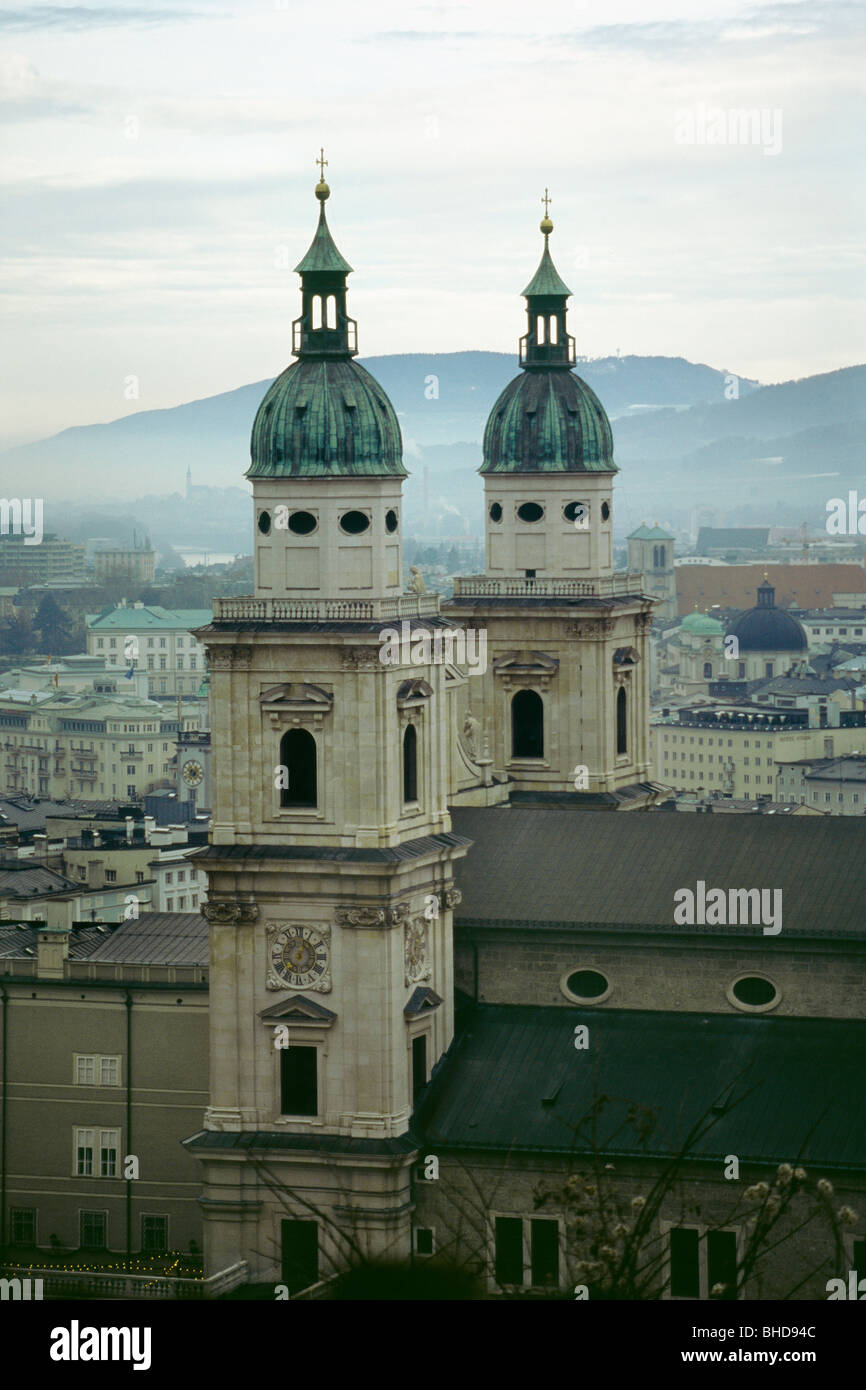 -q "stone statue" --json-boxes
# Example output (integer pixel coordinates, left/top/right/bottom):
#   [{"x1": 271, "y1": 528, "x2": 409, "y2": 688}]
[
  {"x1": 463, "y1": 709, "x2": 481, "y2": 760},
  {"x1": 407, "y1": 565, "x2": 426, "y2": 595}
]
